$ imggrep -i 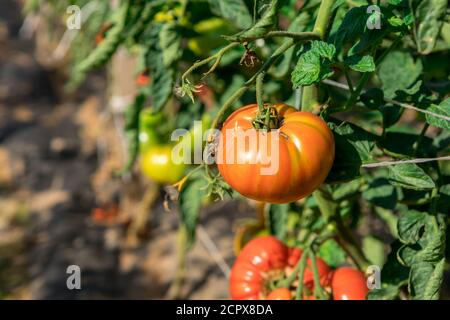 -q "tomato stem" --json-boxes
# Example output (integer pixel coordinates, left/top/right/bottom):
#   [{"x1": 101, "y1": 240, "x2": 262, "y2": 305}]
[
  {"x1": 294, "y1": 248, "x2": 310, "y2": 300},
  {"x1": 167, "y1": 225, "x2": 188, "y2": 299},
  {"x1": 209, "y1": 32, "x2": 319, "y2": 131},
  {"x1": 181, "y1": 42, "x2": 240, "y2": 84},
  {"x1": 256, "y1": 72, "x2": 265, "y2": 112},
  {"x1": 301, "y1": 0, "x2": 335, "y2": 113},
  {"x1": 309, "y1": 250, "x2": 328, "y2": 300}
]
